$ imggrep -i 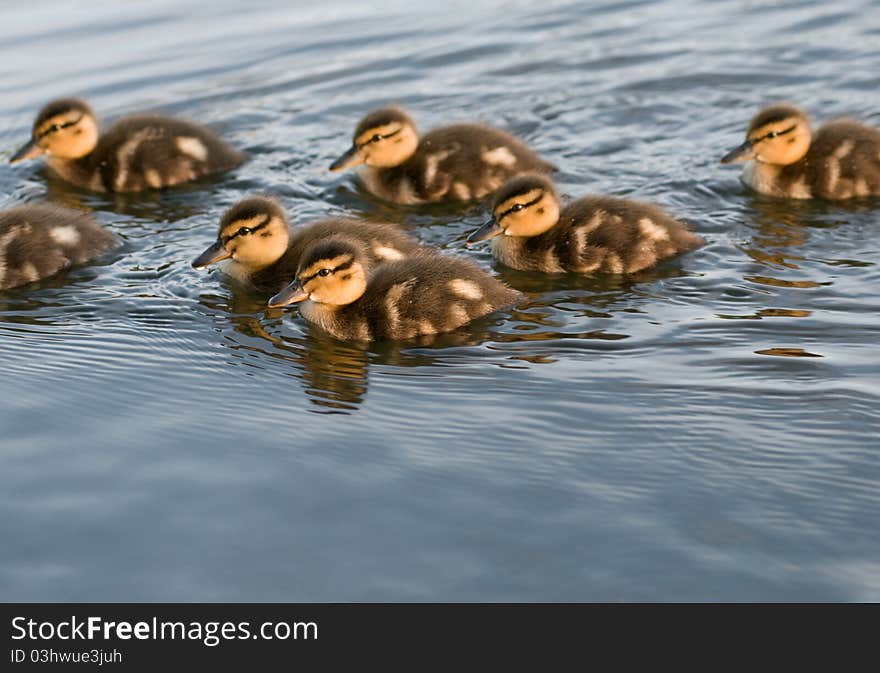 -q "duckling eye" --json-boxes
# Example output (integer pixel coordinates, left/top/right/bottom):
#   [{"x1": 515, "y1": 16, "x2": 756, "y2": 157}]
[
  {"x1": 511, "y1": 204, "x2": 525, "y2": 212},
  {"x1": 318, "y1": 268, "x2": 332, "y2": 277},
  {"x1": 237, "y1": 226, "x2": 252, "y2": 236},
  {"x1": 371, "y1": 134, "x2": 382, "y2": 143}
]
